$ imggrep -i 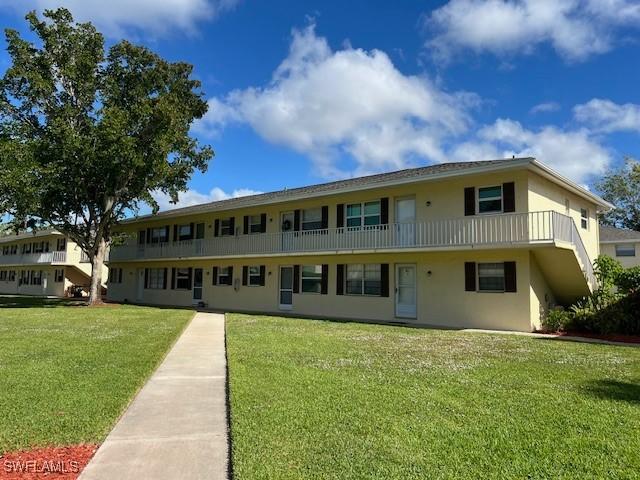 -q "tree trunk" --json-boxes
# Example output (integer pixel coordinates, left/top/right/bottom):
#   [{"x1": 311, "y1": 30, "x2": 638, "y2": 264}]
[{"x1": 88, "y1": 238, "x2": 107, "y2": 305}]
